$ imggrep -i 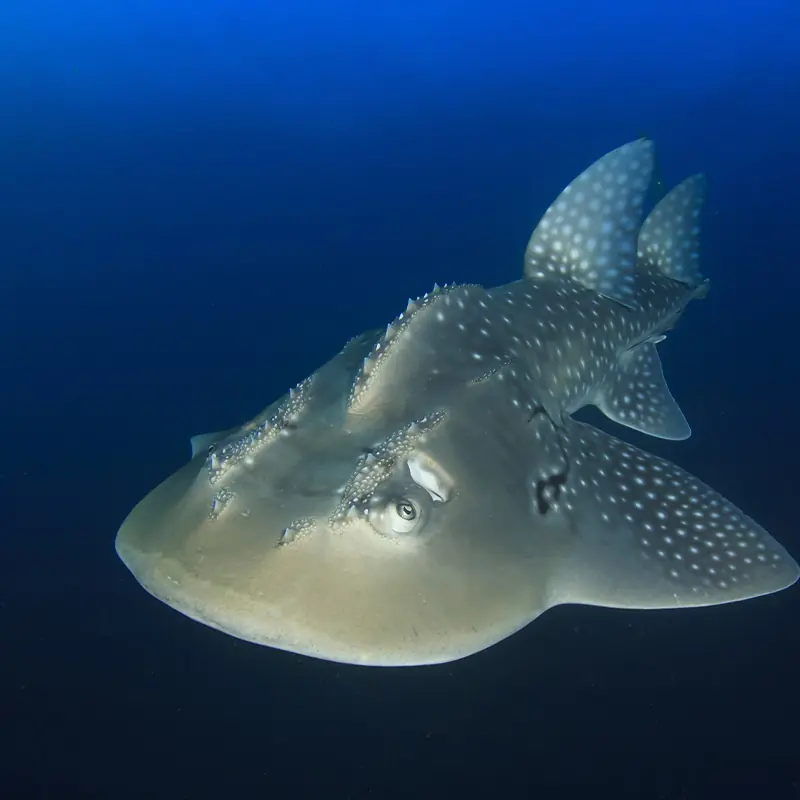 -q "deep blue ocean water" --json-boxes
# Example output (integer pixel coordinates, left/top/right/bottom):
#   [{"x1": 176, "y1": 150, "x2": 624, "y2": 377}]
[{"x1": 2, "y1": 2, "x2": 799, "y2": 798}]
